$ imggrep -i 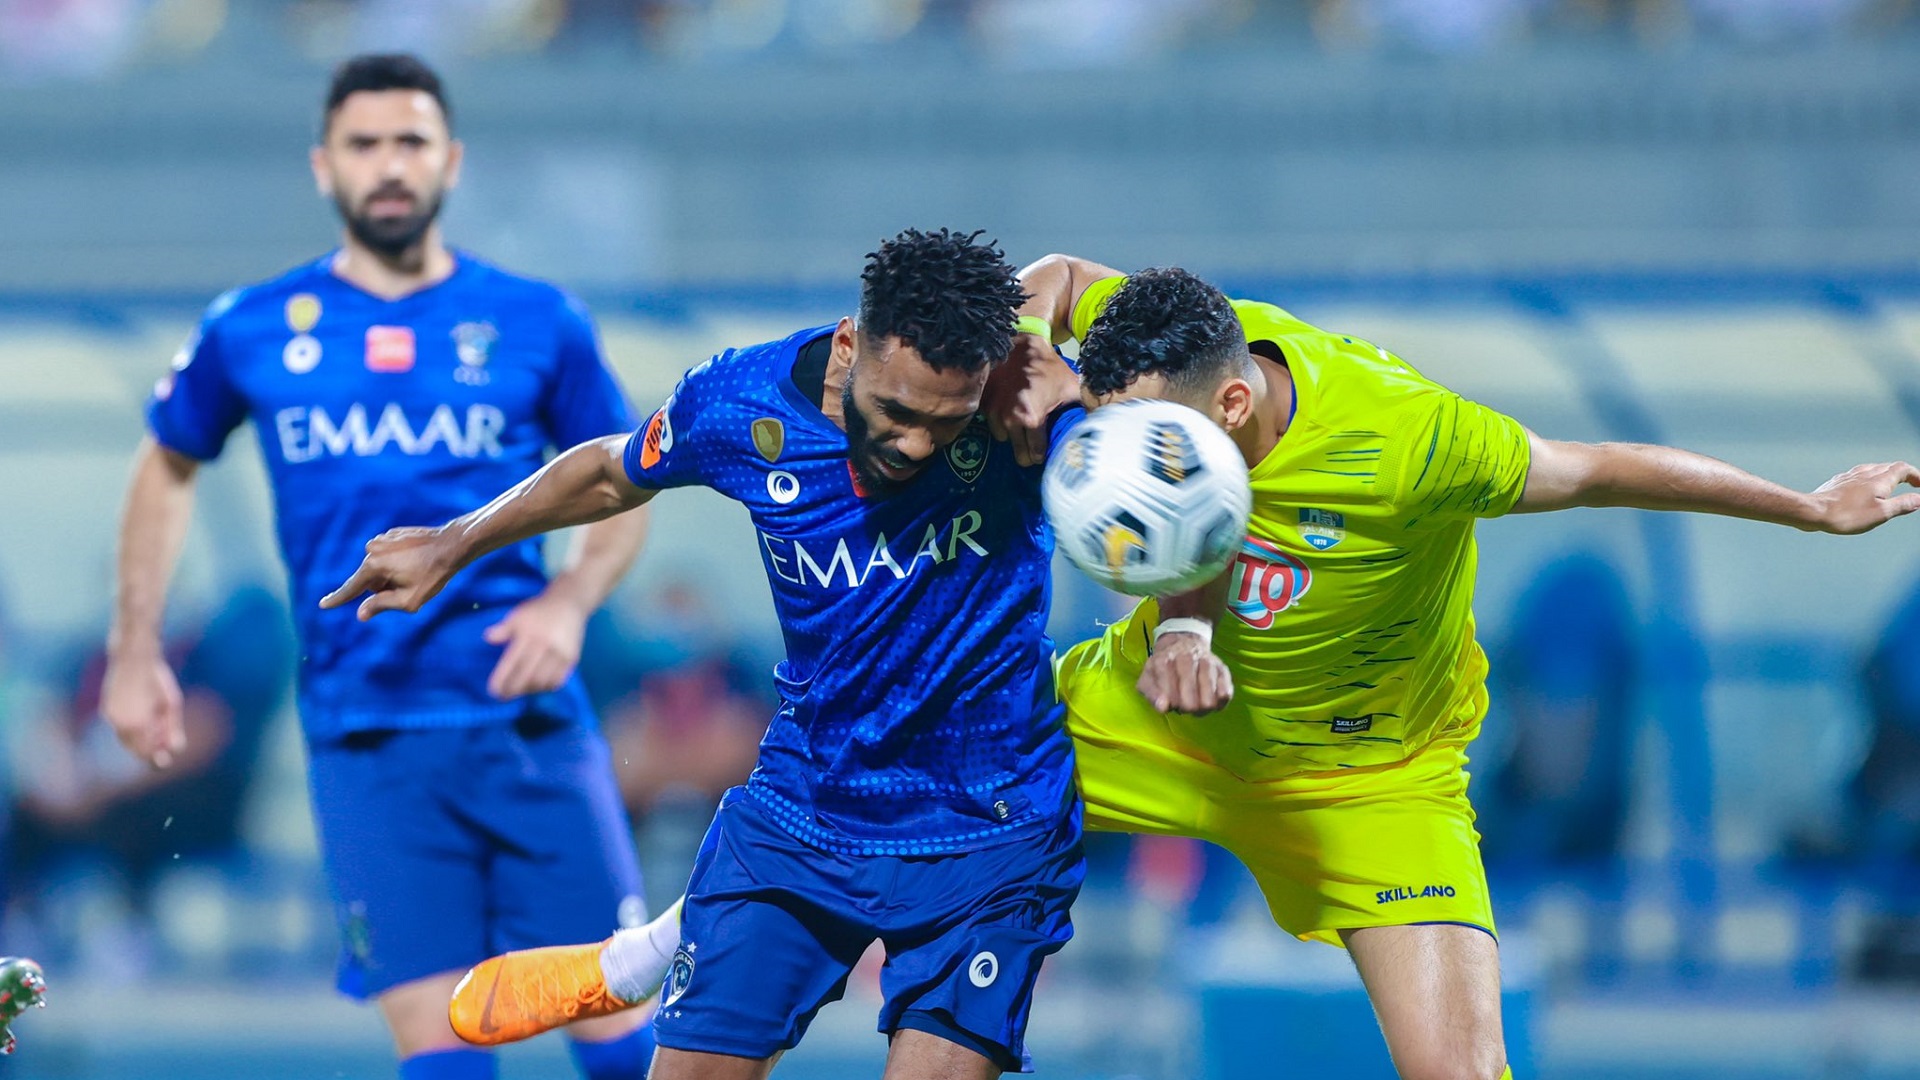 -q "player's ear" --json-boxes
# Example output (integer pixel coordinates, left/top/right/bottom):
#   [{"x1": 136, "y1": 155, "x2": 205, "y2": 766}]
[
  {"x1": 1216, "y1": 377, "x2": 1255, "y2": 432},
  {"x1": 310, "y1": 145, "x2": 333, "y2": 199},
  {"x1": 832, "y1": 317, "x2": 859, "y2": 365},
  {"x1": 443, "y1": 138, "x2": 465, "y2": 191}
]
